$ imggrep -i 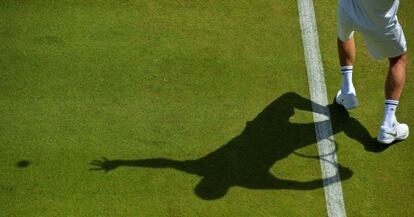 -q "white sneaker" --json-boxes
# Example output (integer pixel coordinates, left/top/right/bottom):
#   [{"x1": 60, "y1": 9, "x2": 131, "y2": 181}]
[
  {"x1": 377, "y1": 122, "x2": 409, "y2": 144},
  {"x1": 335, "y1": 89, "x2": 358, "y2": 110}
]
